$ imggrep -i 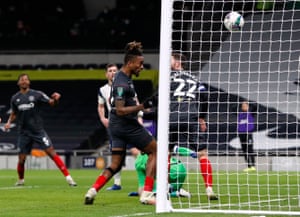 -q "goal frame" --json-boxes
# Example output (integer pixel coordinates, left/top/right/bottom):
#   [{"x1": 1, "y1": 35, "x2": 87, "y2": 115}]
[{"x1": 156, "y1": 0, "x2": 300, "y2": 215}]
